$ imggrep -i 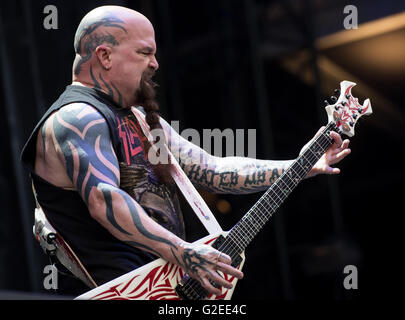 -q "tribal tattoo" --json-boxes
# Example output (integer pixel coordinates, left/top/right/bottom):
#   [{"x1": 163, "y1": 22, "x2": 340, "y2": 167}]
[
  {"x1": 72, "y1": 12, "x2": 127, "y2": 106},
  {"x1": 49, "y1": 103, "x2": 176, "y2": 255},
  {"x1": 48, "y1": 106, "x2": 245, "y2": 287},
  {"x1": 89, "y1": 66, "x2": 123, "y2": 106},
  {"x1": 171, "y1": 246, "x2": 217, "y2": 285},
  {"x1": 73, "y1": 15, "x2": 127, "y2": 75}
]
